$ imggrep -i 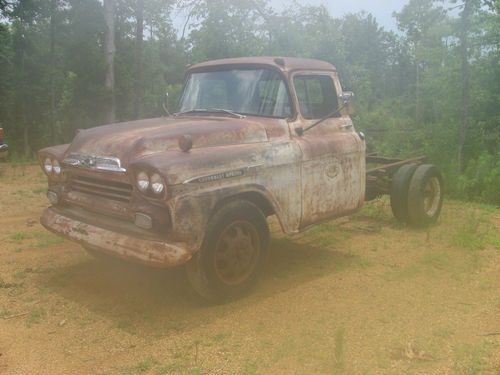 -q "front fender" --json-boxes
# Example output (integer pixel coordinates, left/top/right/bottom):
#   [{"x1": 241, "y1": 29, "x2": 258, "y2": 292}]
[{"x1": 167, "y1": 184, "x2": 281, "y2": 252}]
